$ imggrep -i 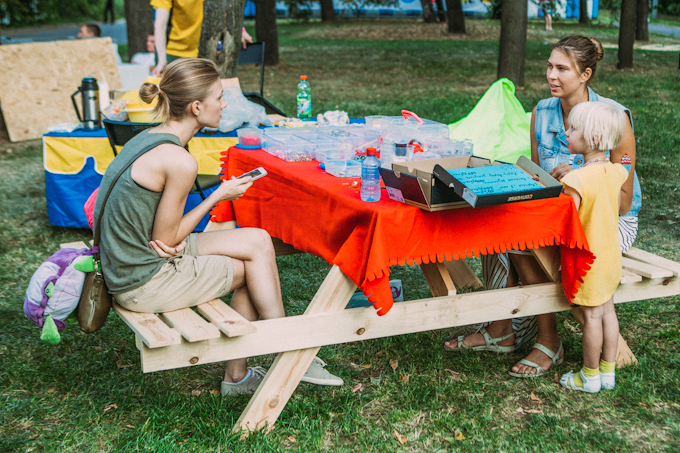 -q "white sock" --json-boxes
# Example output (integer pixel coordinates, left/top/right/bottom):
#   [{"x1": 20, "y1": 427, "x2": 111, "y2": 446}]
[{"x1": 223, "y1": 368, "x2": 251, "y2": 385}]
